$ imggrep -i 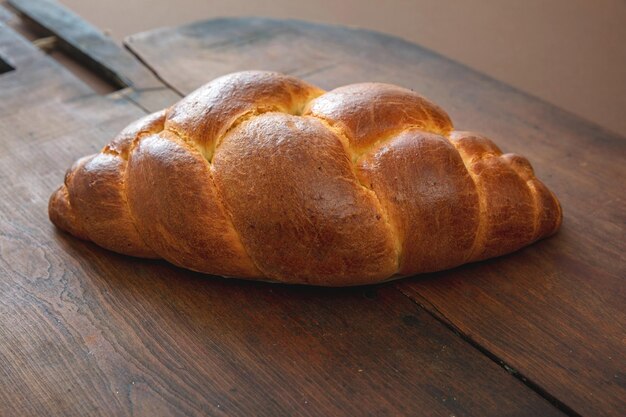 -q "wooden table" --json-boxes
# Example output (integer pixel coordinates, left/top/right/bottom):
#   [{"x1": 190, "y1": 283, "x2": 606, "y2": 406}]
[{"x1": 1, "y1": 1, "x2": 624, "y2": 416}]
